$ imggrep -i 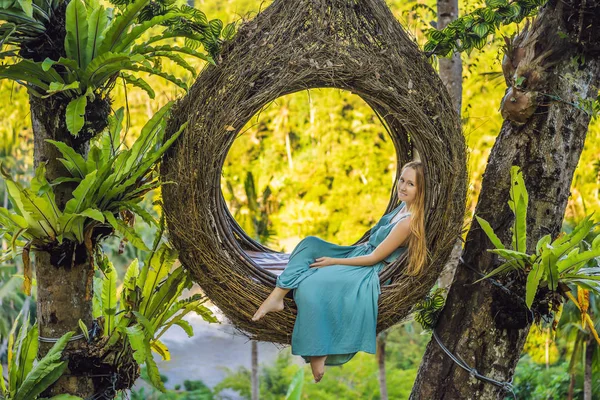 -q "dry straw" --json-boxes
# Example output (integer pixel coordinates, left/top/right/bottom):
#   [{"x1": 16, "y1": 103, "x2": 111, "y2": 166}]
[{"x1": 161, "y1": 0, "x2": 467, "y2": 344}]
